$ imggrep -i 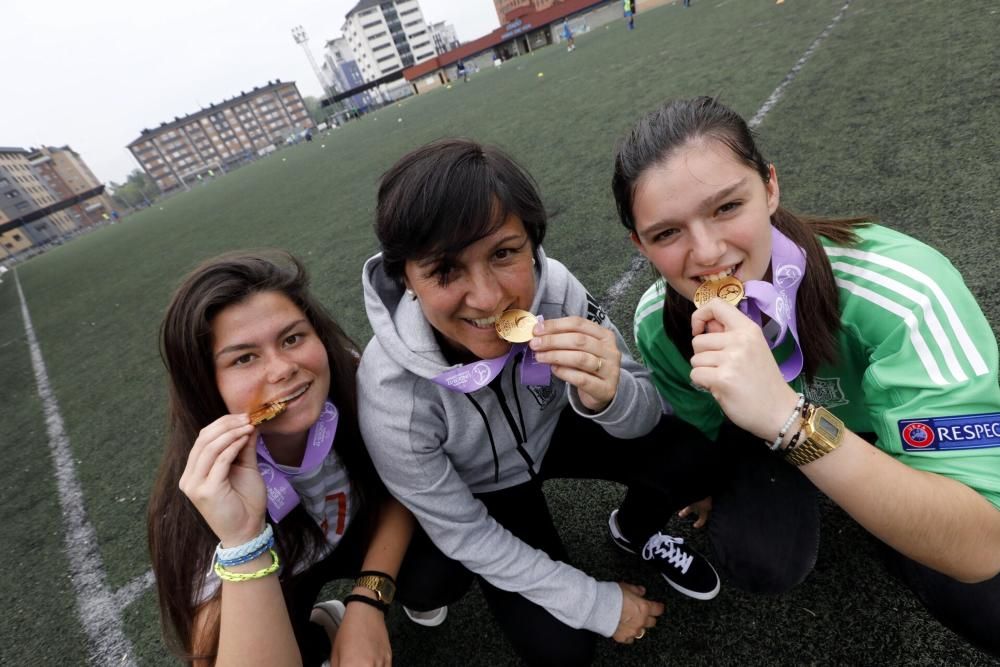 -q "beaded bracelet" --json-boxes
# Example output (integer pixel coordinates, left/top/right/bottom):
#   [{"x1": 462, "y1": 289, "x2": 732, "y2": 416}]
[
  {"x1": 781, "y1": 399, "x2": 812, "y2": 452},
  {"x1": 344, "y1": 593, "x2": 388, "y2": 614},
  {"x1": 216, "y1": 524, "x2": 273, "y2": 563},
  {"x1": 784, "y1": 427, "x2": 805, "y2": 452},
  {"x1": 214, "y1": 549, "x2": 280, "y2": 582},
  {"x1": 770, "y1": 393, "x2": 805, "y2": 451}
]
